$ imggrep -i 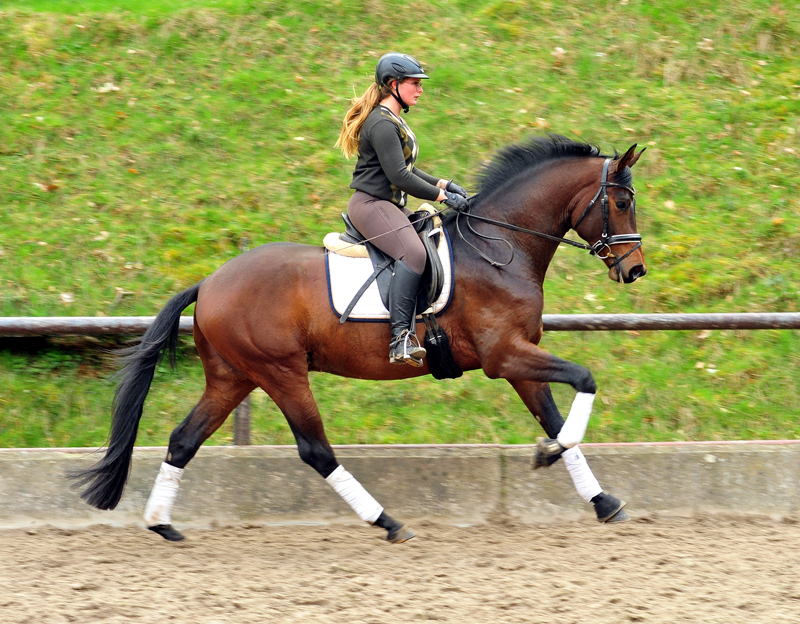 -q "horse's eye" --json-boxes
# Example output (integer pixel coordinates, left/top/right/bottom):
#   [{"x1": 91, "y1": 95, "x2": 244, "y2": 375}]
[{"x1": 616, "y1": 200, "x2": 629, "y2": 212}]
